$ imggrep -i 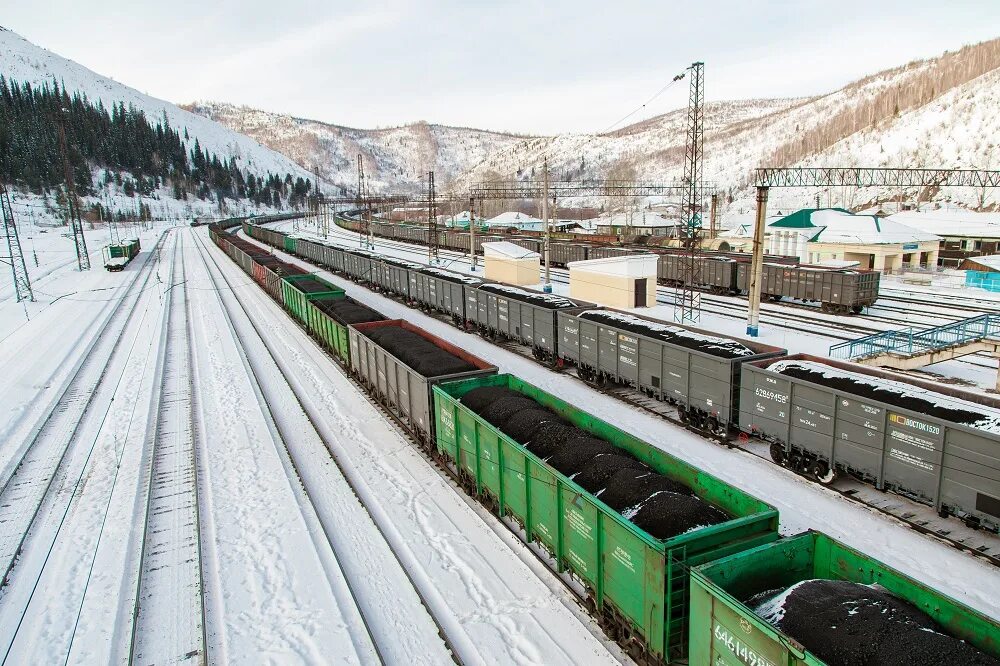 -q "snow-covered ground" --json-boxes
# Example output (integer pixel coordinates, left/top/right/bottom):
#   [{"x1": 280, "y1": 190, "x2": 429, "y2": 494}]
[
  {"x1": 259, "y1": 220, "x2": 1000, "y2": 622},
  {"x1": 0, "y1": 222, "x2": 623, "y2": 664}
]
